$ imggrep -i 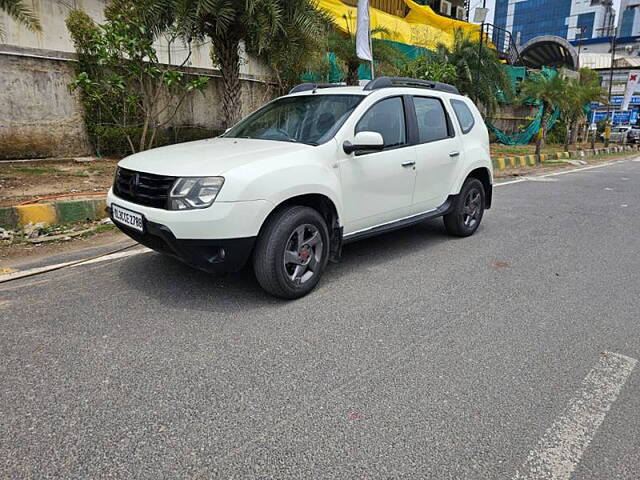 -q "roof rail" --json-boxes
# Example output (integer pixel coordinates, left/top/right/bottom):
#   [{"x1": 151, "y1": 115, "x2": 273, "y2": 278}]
[
  {"x1": 289, "y1": 82, "x2": 347, "y2": 94},
  {"x1": 363, "y1": 76, "x2": 460, "y2": 95}
]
